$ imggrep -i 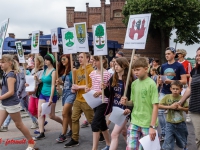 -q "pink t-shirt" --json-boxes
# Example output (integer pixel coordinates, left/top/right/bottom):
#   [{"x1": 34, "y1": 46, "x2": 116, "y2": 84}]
[{"x1": 89, "y1": 70, "x2": 111, "y2": 103}]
